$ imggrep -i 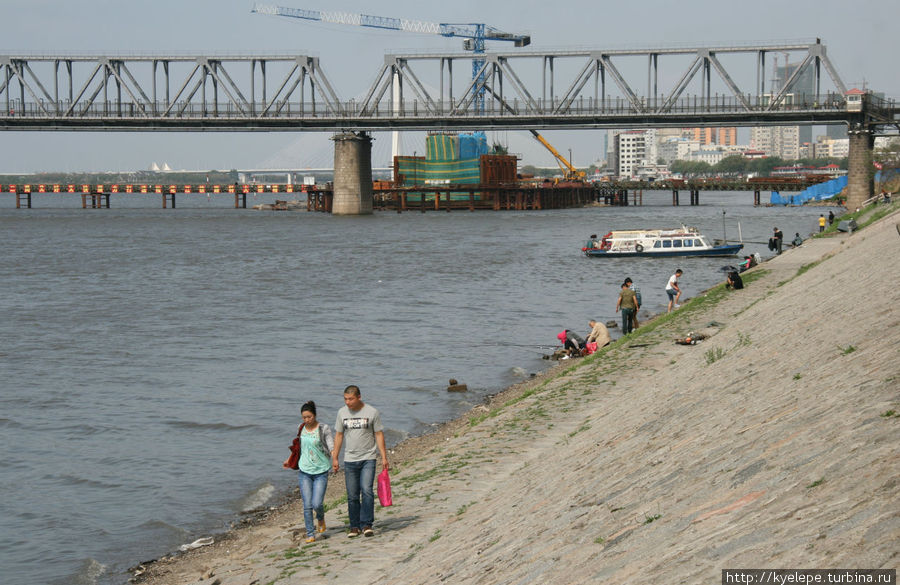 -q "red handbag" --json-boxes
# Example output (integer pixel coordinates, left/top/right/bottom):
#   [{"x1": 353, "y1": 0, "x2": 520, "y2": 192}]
[{"x1": 283, "y1": 435, "x2": 300, "y2": 470}]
